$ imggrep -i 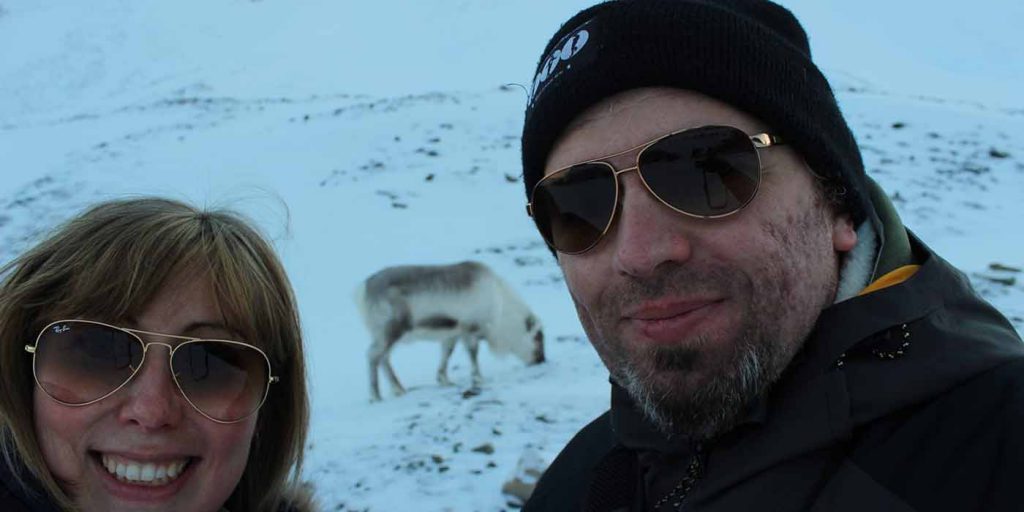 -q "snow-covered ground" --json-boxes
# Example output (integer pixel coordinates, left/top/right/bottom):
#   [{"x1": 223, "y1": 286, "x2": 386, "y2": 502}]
[{"x1": 1, "y1": 1, "x2": 1021, "y2": 510}]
